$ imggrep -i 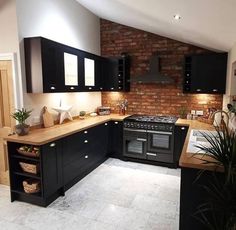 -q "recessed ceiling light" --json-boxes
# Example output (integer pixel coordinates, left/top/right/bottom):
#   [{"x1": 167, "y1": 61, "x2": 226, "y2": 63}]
[{"x1": 174, "y1": 14, "x2": 181, "y2": 20}]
